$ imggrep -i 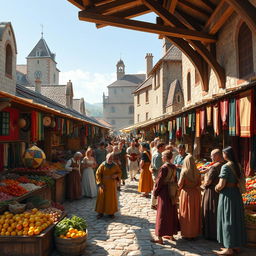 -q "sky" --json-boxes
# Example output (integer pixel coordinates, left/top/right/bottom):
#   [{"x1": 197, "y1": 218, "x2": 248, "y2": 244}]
[{"x1": 1, "y1": 0, "x2": 163, "y2": 103}]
